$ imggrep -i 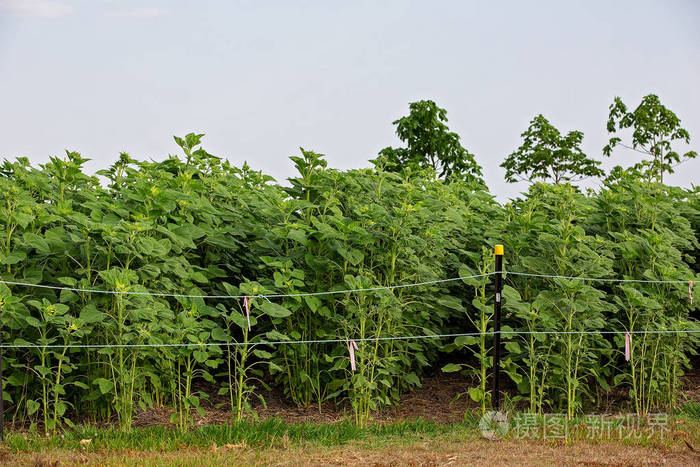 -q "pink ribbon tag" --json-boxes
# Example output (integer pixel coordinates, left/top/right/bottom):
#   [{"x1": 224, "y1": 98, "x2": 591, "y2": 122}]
[
  {"x1": 244, "y1": 296, "x2": 251, "y2": 331},
  {"x1": 624, "y1": 332, "x2": 632, "y2": 362},
  {"x1": 690, "y1": 281, "x2": 694, "y2": 305},
  {"x1": 348, "y1": 339, "x2": 359, "y2": 372}
]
